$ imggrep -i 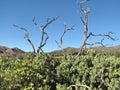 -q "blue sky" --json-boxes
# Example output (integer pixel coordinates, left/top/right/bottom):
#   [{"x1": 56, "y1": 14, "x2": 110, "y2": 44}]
[{"x1": 0, "y1": 0, "x2": 120, "y2": 52}]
